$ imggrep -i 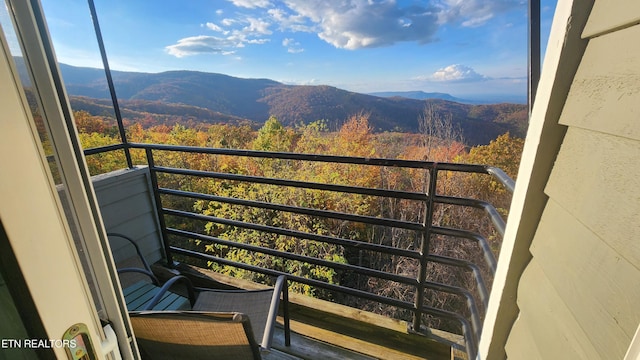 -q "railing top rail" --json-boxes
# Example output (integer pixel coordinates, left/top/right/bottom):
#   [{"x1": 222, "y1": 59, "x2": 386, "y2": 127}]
[
  {"x1": 160, "y1": 188, "x2": 425, "y2": 230},
  {"x1": 131, "y1": 142, "x2": 435, "y2": 168},
  {"x1": 155, "y1": 165, "x2": 428, "y2": 201},
  {"x1": 132, "y1": 143, "x2": 512, "y2": 184},
  {"x1": 82, "y1": 142, "x2": 515, "y2": 194},
  {"x1": 83, "y1": 142, "x2": 126, "y2": 155}
]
